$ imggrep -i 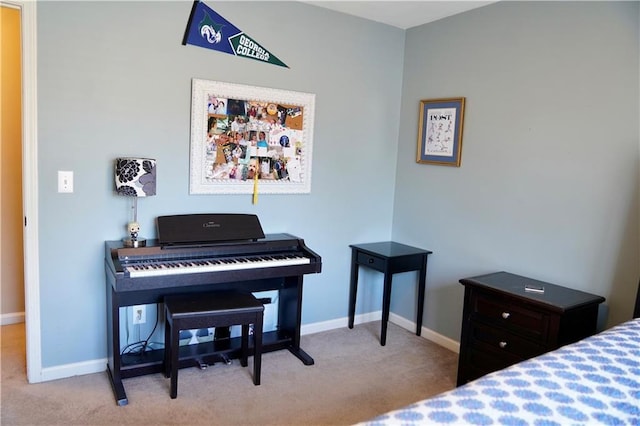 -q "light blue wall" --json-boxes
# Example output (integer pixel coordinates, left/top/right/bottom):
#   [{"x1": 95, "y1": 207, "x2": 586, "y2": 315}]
[
  {"x1": 392, "y1": 1, "x2": 640, "y2": 340},
  {"x1": 35, "y1": 1, "x2": 639, "y2": 370},
  {"x1": 37, "y1": 1, "x2": 404, "y2": 367}
]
